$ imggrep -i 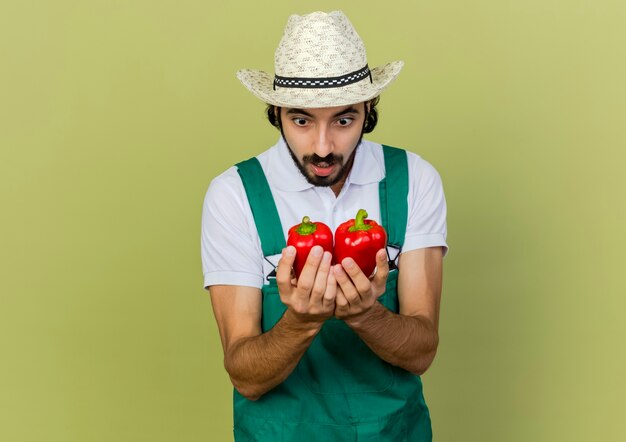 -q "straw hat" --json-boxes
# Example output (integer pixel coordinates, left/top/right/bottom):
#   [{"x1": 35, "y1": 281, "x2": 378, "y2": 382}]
[{"x1": 236, "y1": 11, "x2": 404, "y2": 108}]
